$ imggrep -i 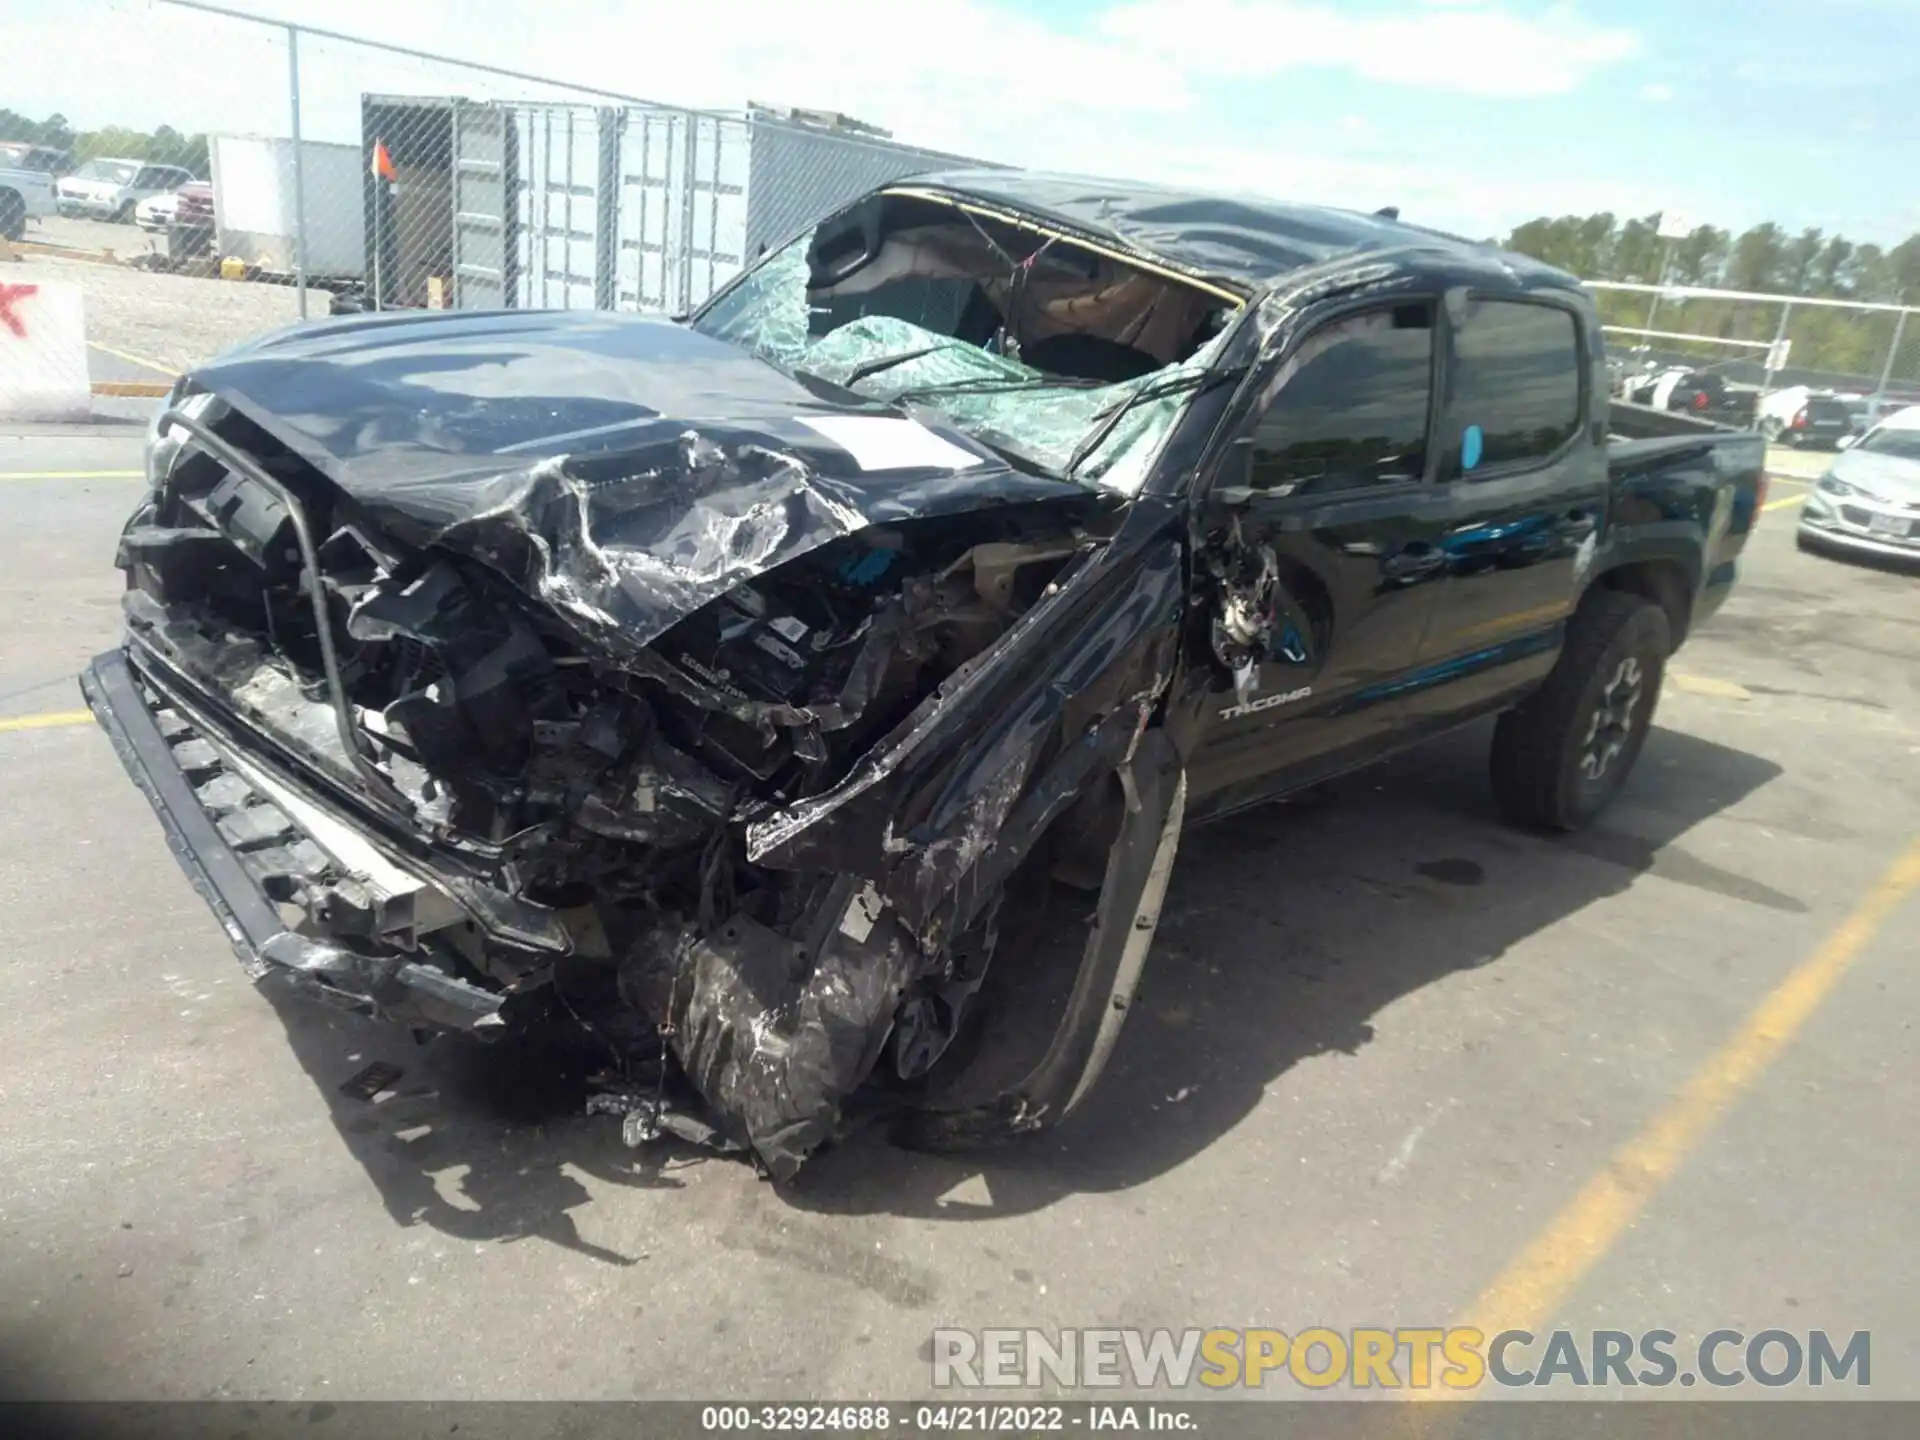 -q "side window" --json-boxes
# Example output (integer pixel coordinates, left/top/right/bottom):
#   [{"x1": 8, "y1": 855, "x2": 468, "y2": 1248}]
[
  {"x1": 1450, "y1": 299, "x2": 1582, "y2": 471},
  {"x1": 1246, "y1": 303, "x2": 1434, "y2": 496}
]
